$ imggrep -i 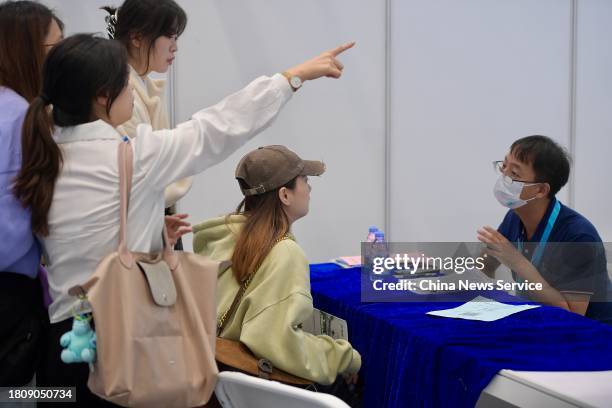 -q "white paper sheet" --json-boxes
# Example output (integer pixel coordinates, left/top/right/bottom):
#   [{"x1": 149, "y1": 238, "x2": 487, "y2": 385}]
[{"x1": 426, "y1": 296, "x2": 540, "y2": 322}]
